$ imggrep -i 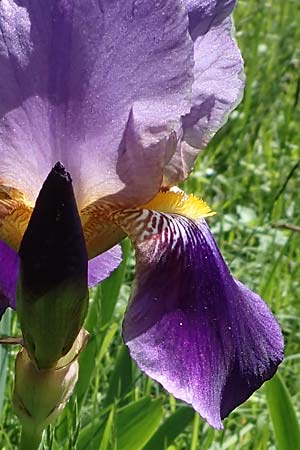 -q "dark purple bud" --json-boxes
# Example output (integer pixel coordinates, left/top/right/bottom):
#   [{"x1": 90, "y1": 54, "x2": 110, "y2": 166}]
[{"x1": 17, "y1": 163, "x2": 89, "y2": 369}]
